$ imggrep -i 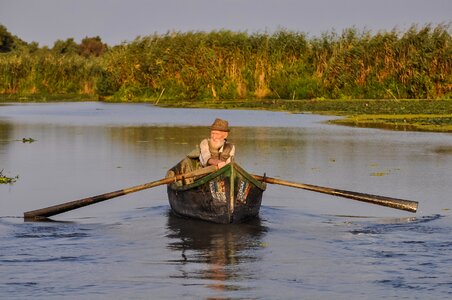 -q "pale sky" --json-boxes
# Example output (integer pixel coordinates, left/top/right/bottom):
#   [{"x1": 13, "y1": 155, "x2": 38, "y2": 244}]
[{"x1": 1, "y1": 0, "x2": 451, "y2": 46}]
